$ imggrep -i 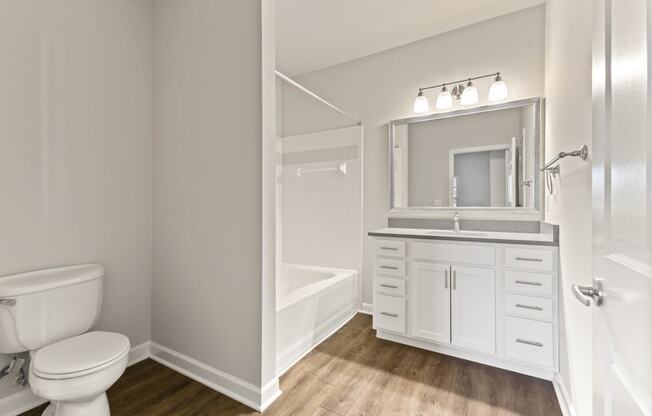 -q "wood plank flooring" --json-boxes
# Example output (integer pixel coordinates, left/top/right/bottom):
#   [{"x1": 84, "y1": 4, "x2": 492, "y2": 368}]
[{"x1": 22, "y1": 314, "x2": 561, "y2": 416}]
